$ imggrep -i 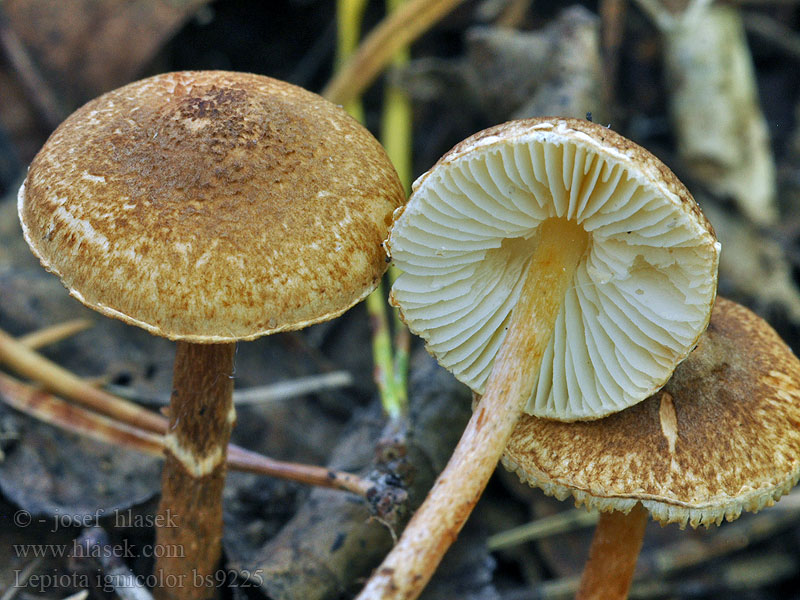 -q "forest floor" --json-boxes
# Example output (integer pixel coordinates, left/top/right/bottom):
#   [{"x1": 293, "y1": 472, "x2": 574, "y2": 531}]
[{"x1": 1, "y1": 1, "x2": 800, "y2": 599}]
